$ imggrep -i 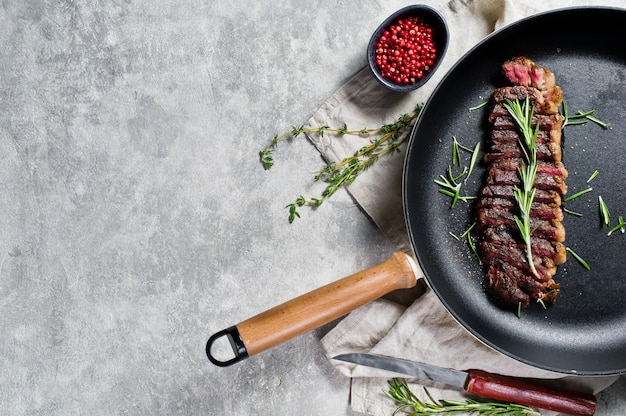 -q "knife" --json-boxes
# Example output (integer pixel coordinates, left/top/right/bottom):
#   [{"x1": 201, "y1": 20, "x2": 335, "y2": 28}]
[{"x1": 333, "y1": 353, "x2": 596, "y2": 416}]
